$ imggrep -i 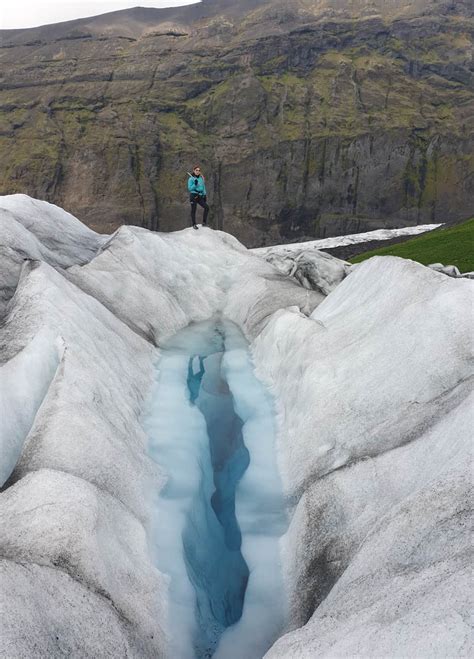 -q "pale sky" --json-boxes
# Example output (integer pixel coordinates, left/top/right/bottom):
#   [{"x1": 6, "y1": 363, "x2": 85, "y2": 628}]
[{"x1": 0, "y1": 1, "x2": 200, "y2": 30}]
